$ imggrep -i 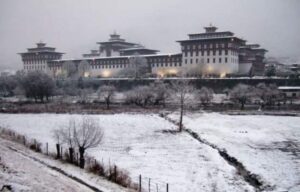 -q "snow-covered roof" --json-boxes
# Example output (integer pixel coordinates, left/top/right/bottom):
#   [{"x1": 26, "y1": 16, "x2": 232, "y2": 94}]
[{"x1": 278, "y1": 86, "x2": 300, "y2": 90}]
